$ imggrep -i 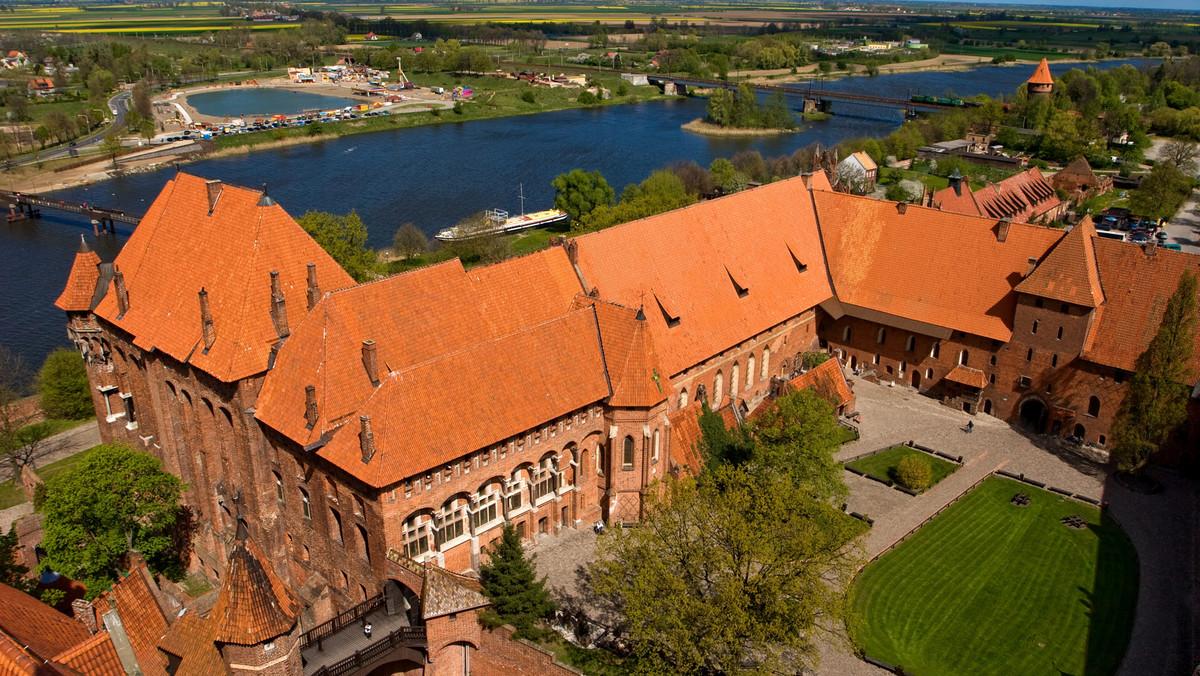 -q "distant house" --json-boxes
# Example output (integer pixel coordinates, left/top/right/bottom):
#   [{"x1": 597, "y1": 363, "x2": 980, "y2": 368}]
[
  {"x1": 365, "y1": 32, "x2": 378, "y2": 40},
  {"x1": 1, "y1": 50, "x2": 29, "y2": 69},
  {"x1": 836, "y1": 151, "x2": 878, "y2": 193},
  {"x1": 1052, "y1": 156, "x2": 1112, "y2": 203},
  {"x1": 27, "y1": 77, "x2": 55, "y2": 97}
]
